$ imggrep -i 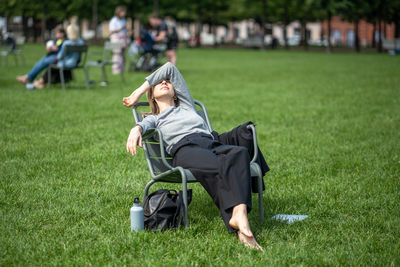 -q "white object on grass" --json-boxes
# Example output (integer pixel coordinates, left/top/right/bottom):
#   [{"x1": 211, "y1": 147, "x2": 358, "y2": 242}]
[
  {"x1": 272, "y1": 214, "x2": 309, "y2": 224},
  {"x1": 25, "y1": 83, "x2": 35, "y2": 90}
]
